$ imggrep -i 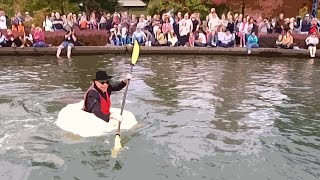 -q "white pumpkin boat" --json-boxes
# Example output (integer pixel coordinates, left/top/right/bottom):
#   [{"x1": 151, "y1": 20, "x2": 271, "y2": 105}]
[{"x1": 55, "y1": 100, "x2": 137, "y2": 137}]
